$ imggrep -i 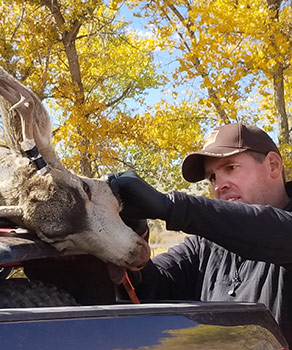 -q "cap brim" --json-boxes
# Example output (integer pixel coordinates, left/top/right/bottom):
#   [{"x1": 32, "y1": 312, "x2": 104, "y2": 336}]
[
  {"x1": 182, "y1": 147, "x2": 248, "y2": 183},
  {"x1": 182, "y1": 154, "x2": 205, "y2": 183}
]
